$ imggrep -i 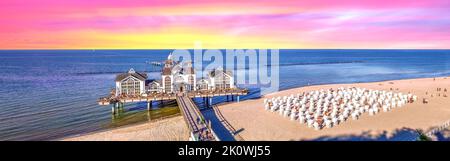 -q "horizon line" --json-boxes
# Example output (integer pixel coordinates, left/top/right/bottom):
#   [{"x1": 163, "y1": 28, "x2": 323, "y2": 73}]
[{"x1": 1, "y1": 48, "x2": 450, "y2": 51}]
